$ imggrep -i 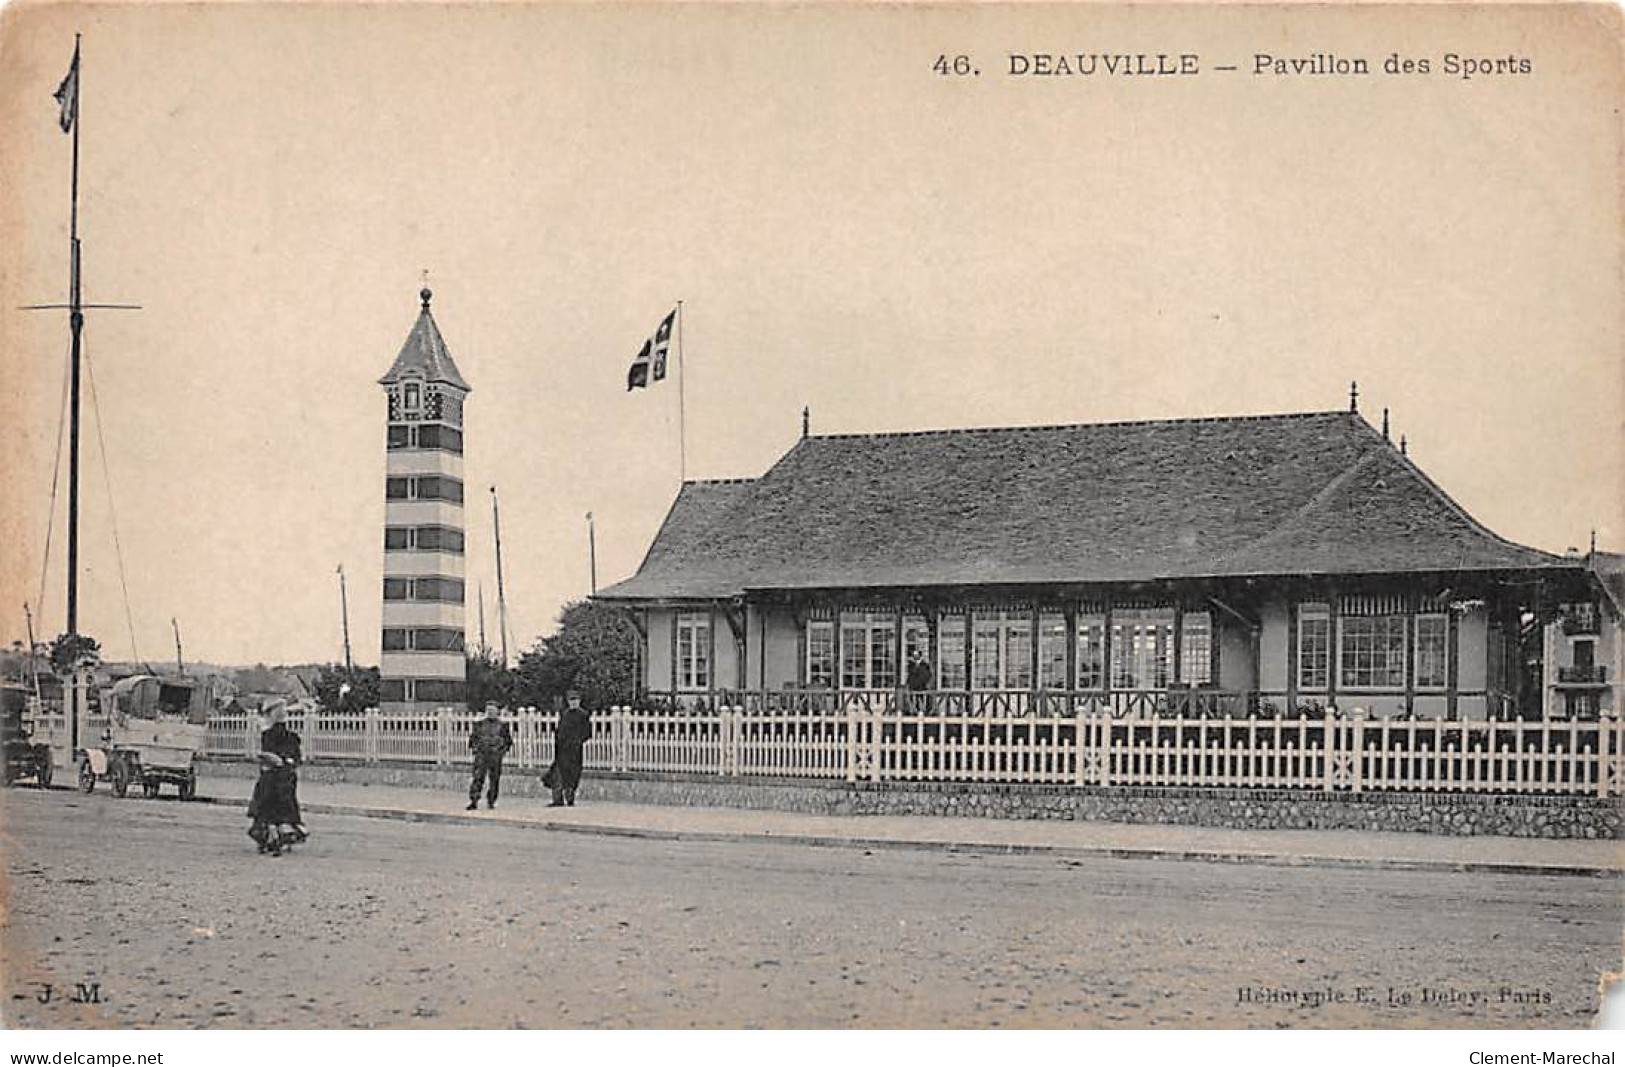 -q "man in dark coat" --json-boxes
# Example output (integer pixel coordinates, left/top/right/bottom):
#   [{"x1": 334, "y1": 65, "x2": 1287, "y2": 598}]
[
  {"x1": 549, "y1": 690, "x2": 592, "y2": 807},
  {"x1": 905, "y1": 648, "x2": 934, "y2": 713},
  {"x1": 467, "y1": 703, "x2": 513, "y2": 810},
  {"x1": 247, "y1": 703, "x2": 306, "y2": 855}
]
